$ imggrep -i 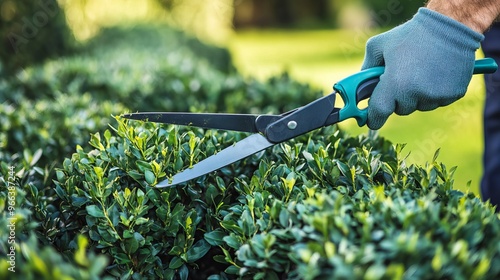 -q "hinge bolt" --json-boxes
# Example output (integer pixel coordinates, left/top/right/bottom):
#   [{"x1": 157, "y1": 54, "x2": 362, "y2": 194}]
[{"x1": 287, "y1": 120, "x2": 297, "y2": 130}]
